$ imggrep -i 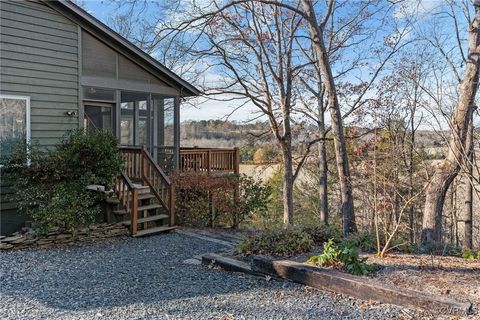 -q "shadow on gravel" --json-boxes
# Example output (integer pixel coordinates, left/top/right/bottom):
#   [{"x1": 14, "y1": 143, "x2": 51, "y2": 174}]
[{"x1": 0, "y1": 233, "x2": 273, "y2": 311}]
